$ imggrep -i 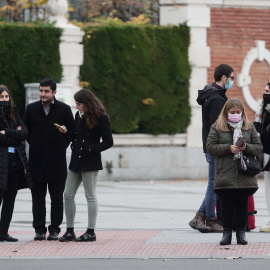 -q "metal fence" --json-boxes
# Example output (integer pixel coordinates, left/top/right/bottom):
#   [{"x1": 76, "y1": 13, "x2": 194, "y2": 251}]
[
  {"x1": 0, "y1": 5, "x2": 159, "y2": 25},
  {"x1": 0, "y1": 7, "x2": 46, "y2": 22}
]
